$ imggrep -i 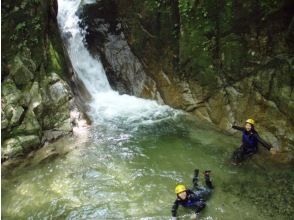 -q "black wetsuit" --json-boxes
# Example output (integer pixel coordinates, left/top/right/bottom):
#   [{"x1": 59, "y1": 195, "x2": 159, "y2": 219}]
[
  {"x1": 171, "y1": 172, "x2": 213, "y2": 217},
  {"x1": 231, "y1": 126, "x2": 272, "y2": 163}
]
